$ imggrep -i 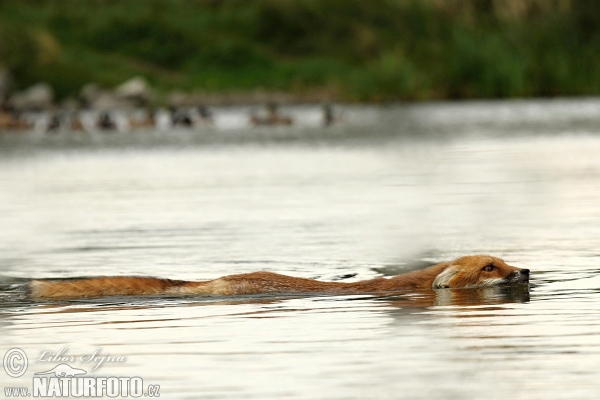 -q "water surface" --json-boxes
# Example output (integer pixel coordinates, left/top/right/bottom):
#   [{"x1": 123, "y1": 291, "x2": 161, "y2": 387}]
[{"x1": 2, "y1": 99, "x2": 600, "y2": 399}]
